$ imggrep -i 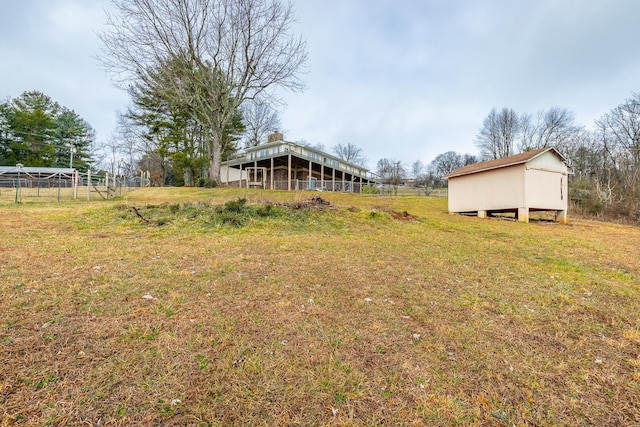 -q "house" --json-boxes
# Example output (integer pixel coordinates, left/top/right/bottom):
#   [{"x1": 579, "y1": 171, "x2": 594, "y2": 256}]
[
  {"x1": 443, "y1": 147, "x2": 570, "y2": 223},
  {"x1": 221, "y1": 132, "x2": 378, "y2": 192}
]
